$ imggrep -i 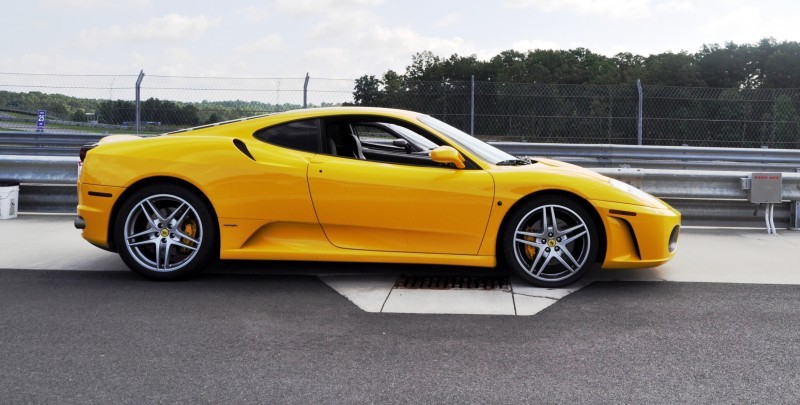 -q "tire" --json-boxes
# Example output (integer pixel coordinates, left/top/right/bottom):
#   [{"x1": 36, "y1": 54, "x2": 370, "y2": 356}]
[
  {"x1": 113, "y1": 184, "x2": 216, "y2": 280},
  {"x1": 502, "y1": 196, "x2": 599, "y2": 288}
]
